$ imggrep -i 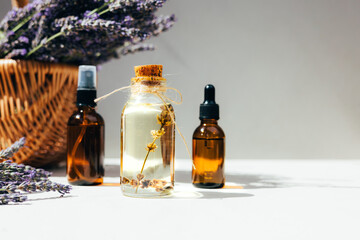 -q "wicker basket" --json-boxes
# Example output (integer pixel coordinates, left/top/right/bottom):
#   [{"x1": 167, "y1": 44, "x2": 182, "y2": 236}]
[{"x1": 0, "y1": 59, "x2": 78, "y2": 167}]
